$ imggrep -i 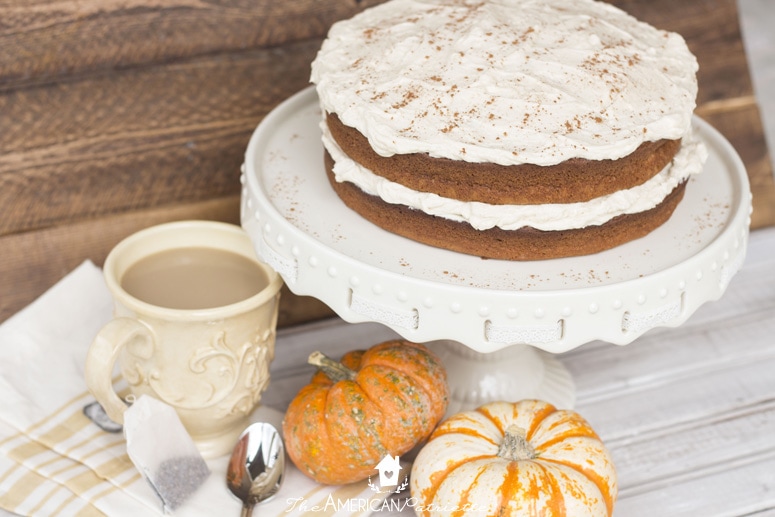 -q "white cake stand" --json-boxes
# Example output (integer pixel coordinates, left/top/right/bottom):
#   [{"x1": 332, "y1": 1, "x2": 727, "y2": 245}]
[{"x1": 240, "y1": 86, "x2": 751, "y2": 414}]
